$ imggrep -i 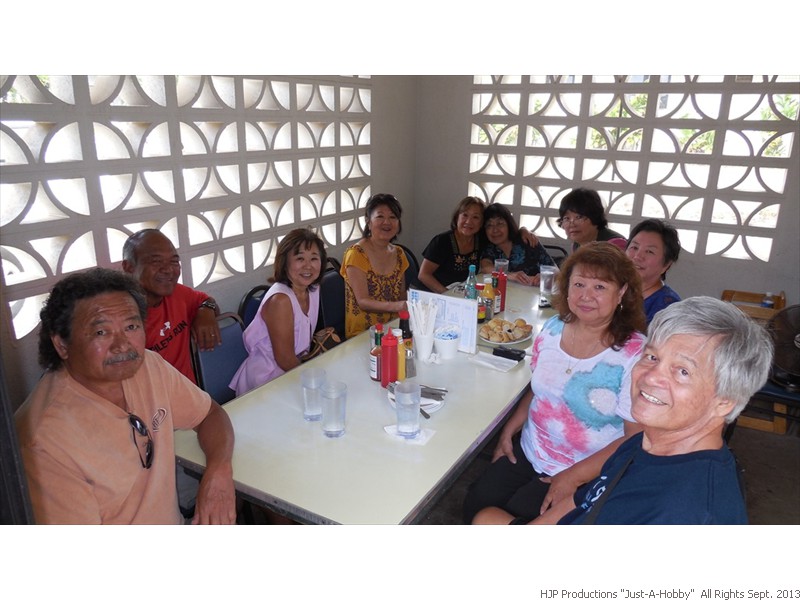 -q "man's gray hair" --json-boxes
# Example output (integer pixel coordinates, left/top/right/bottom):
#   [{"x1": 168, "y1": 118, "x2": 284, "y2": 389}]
[{"x1": 648, "y1": 296, "x2": 774, "y2": 423}]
